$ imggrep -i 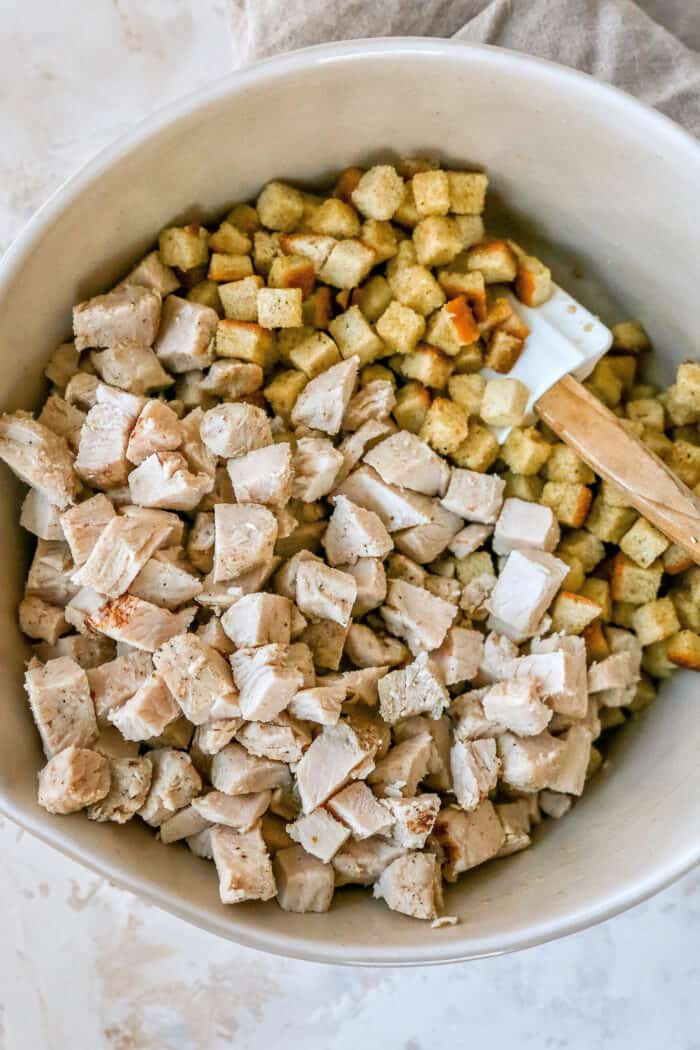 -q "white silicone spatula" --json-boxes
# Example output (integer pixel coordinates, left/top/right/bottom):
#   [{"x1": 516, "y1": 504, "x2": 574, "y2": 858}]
[{"x1": 490, "y1": 283, "x2": 700, "y2": 565}]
